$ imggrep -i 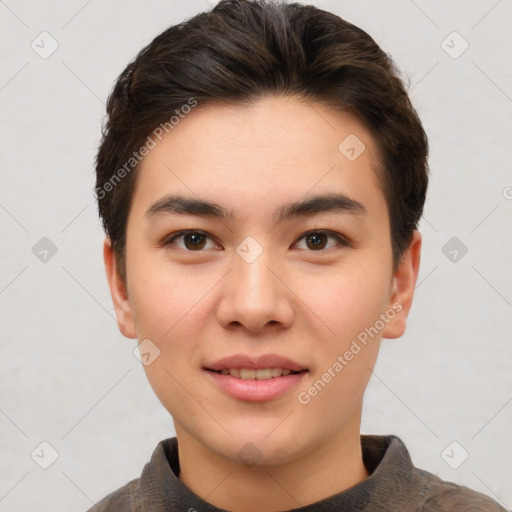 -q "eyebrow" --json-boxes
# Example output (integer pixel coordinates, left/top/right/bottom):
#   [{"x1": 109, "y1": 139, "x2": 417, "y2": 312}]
[{"x1": 145, "y1": 192, "x2": 366, "y2": 223}]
